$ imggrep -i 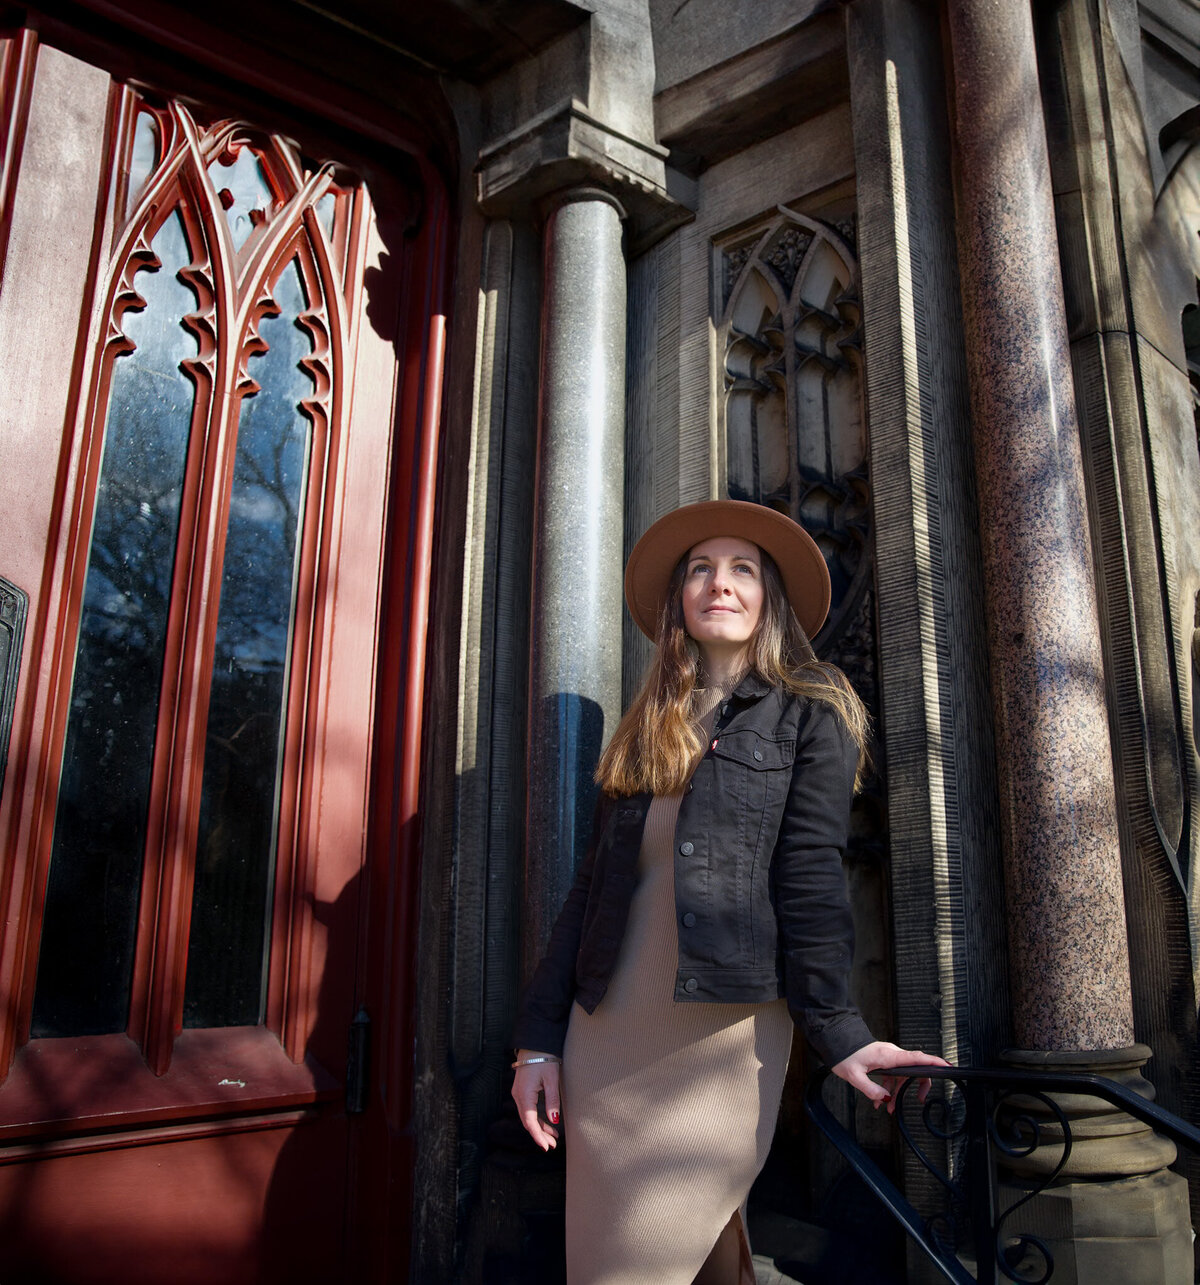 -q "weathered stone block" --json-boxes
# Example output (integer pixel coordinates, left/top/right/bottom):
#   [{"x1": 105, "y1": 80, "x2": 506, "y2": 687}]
[{"x1": 996, "y1": 1170, "x2": 1192, "y2": 1285}]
